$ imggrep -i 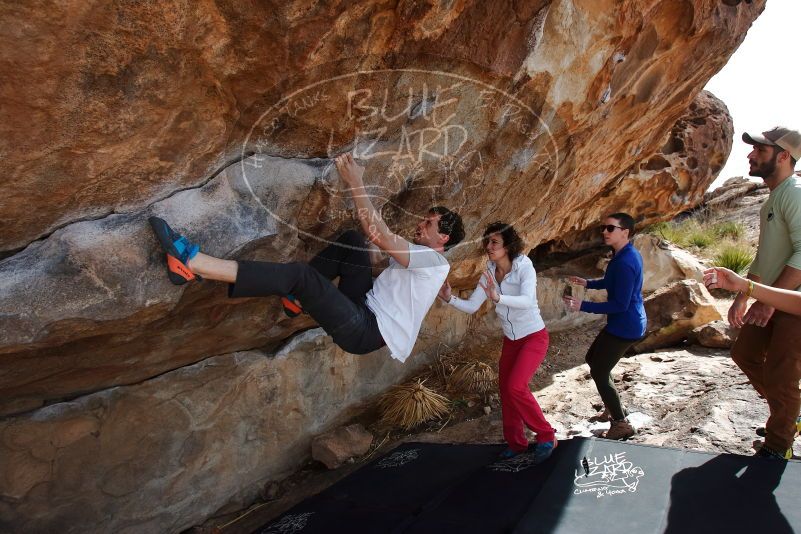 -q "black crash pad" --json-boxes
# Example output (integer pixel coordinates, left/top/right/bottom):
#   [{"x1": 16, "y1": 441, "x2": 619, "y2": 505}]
[{"x1": 255, "y1": 438, "x2": 801, "y2": 534}]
